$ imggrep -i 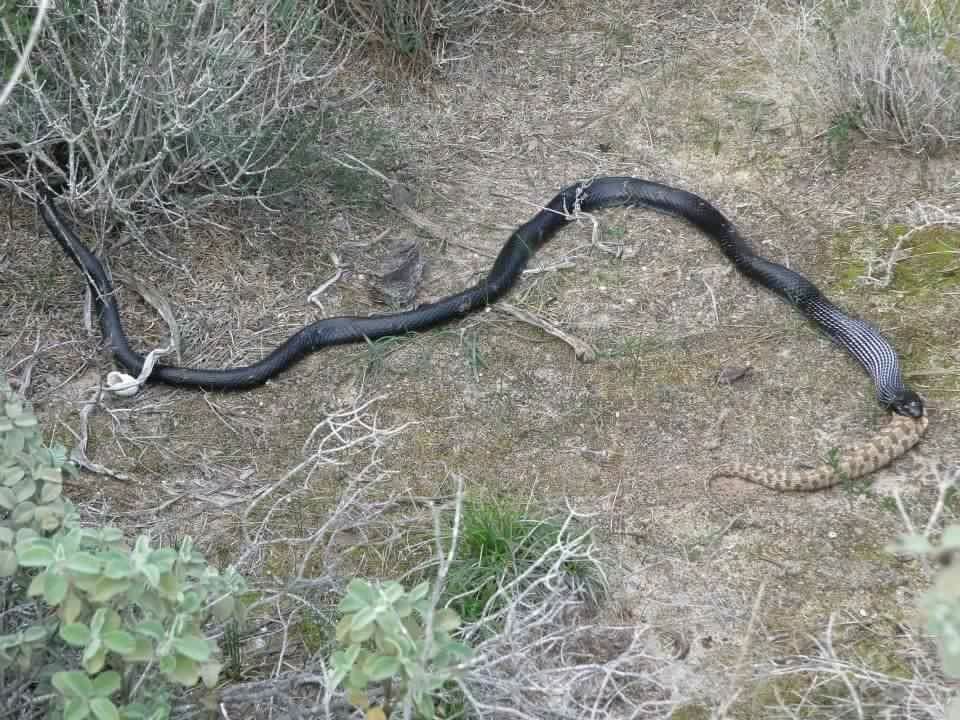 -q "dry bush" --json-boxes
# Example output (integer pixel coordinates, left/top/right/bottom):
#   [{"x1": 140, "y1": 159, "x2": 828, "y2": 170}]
[
  {"x1": 173, "y1": 394, "x2": 687, "y2": 720},
  {"x1": 763, "y1": 0, "x2": 960, "y2": 155},
  {"x1": 331, "y1": 0, "x2": 542, "y2": 73},
  {"x1": 0, "y1": 0, "x2": 347, "y2": 227}
]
